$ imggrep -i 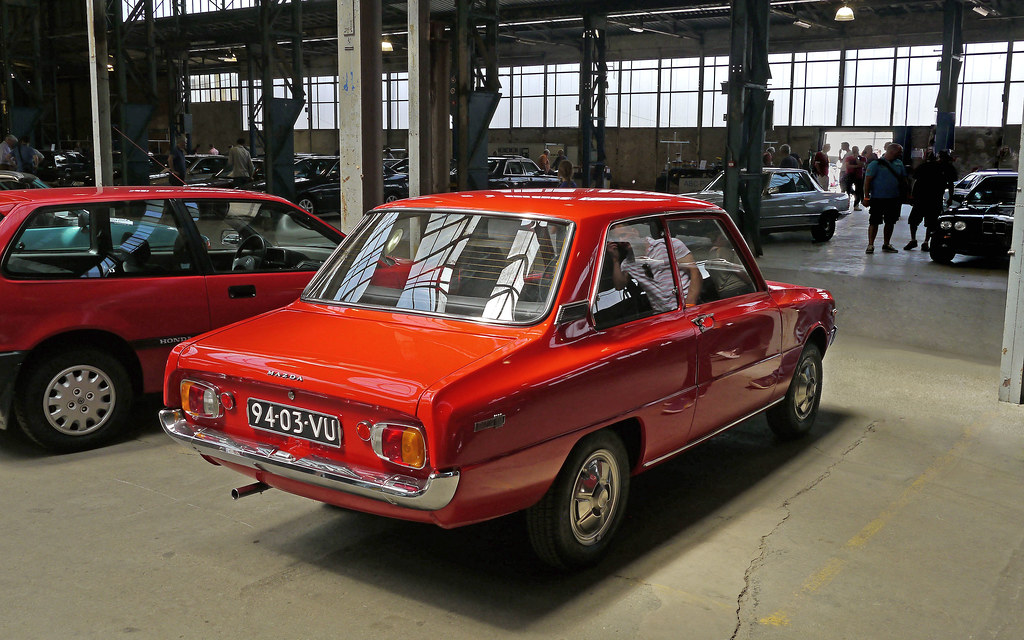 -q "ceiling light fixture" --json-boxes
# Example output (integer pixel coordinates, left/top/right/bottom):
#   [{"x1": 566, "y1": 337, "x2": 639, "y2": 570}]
[
  {"x1": 381, "y1": 39, "x2": 394, "y2": 52},
  {"x1": 972, "y1": 5, "x2": 991, "y2": 16},
  {"x1": 629, "y1": 24, "x2": 644, "y2": 33},
  {"x1": 834, "y1": 4, "x2": 854, "y2": 21},
  {"x1": 793, "y1": 19, "x2": 812, "y2": 28}
]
